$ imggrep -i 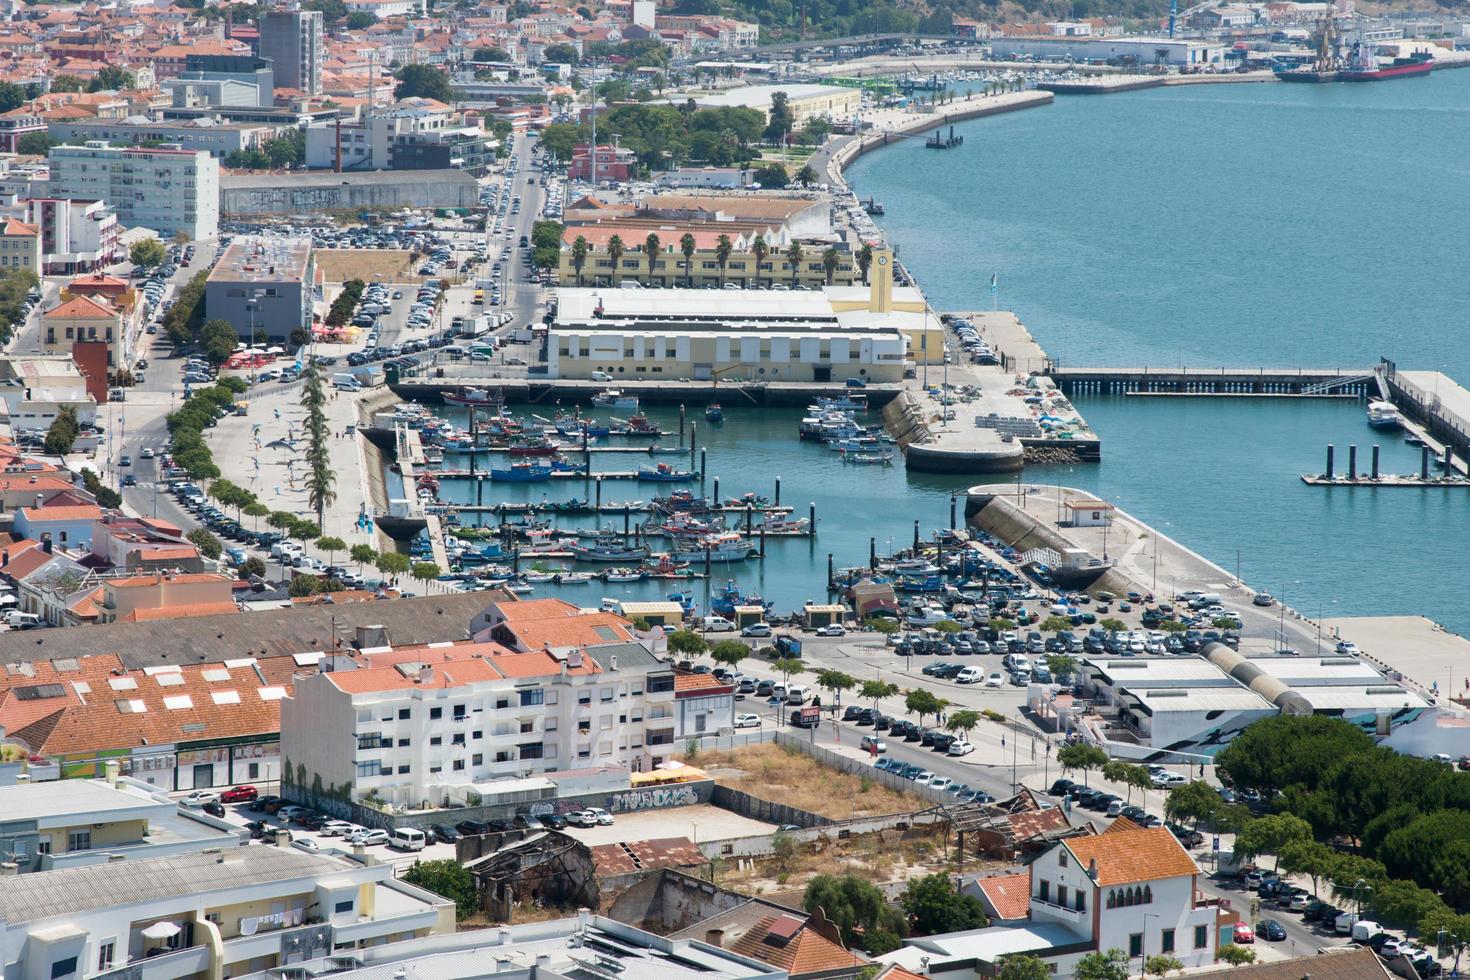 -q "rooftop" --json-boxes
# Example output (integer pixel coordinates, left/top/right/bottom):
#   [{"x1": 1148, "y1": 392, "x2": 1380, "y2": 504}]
[
  {"x1": 1061, "y1": 824, "x2": 1200, "y2": 886},
  {"x1": 207, "y1": 235, "x2": 312, "y2": 285},
  {"x1": 1123, "y1": 686, "x2": 1275, "y2": 713},
  {"x1": 0, "y1": 776, "x2": 160, "y2": 824}
]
